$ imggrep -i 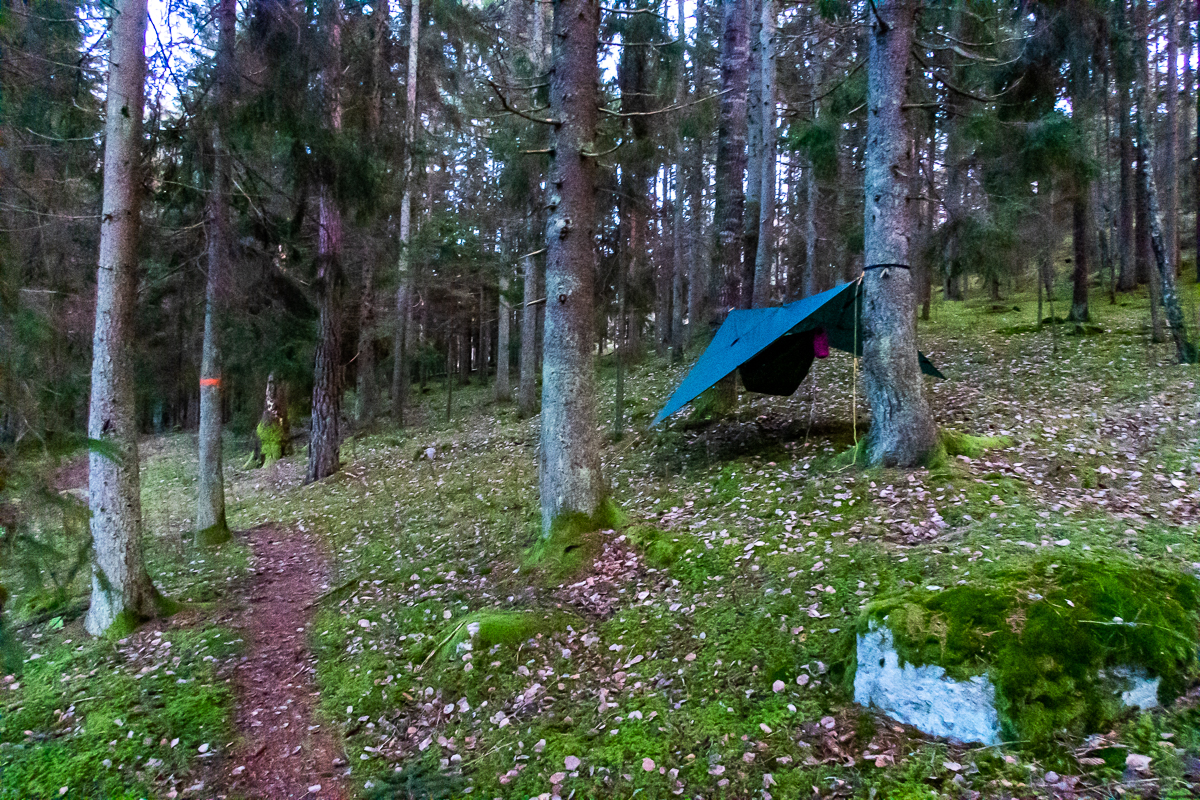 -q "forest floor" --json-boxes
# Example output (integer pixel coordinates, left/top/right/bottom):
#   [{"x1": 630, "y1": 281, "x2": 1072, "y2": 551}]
[{"x1": 5, "y1": 282, "x2": 1200, "y2": 800}]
